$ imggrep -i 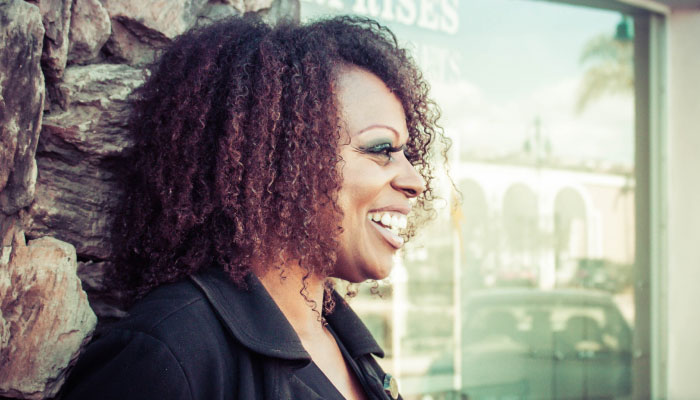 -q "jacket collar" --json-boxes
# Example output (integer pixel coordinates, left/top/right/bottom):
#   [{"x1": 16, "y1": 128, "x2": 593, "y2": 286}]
[{"x1": 189, "y1": 268, "x2": 384, "y2": 362}]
